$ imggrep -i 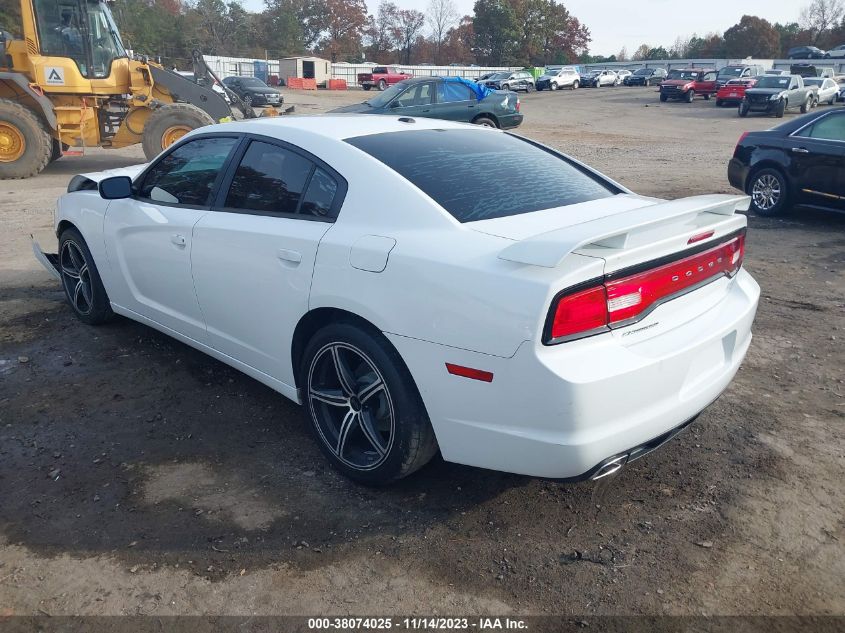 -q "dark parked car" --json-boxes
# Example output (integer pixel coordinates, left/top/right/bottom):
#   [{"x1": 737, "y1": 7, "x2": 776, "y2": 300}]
[
  {"x1": 728, "y1": 108, "x2": 845, "y2": 215},
  {"x1": 330, "y1": 77, "x2": 523, "y2": 129},
  {"x1": 624, "y1": 67, "x2": 667, "y2": 86},
  {"x1": 787, "y1": 46, "x2": 826, "y2": 59},
  {"x1": 220, "y1": 76, "x2": 283, "y2": 106}
]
